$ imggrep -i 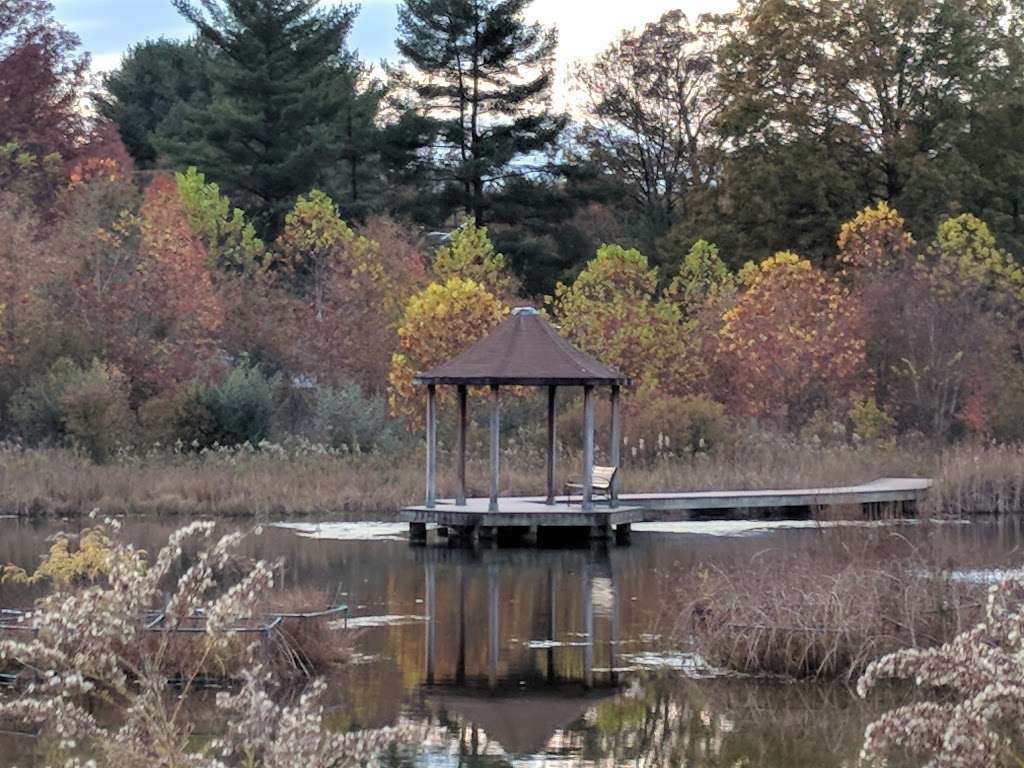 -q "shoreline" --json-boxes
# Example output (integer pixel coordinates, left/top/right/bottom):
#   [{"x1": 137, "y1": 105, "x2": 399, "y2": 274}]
[{"x1": 0, "y1": 443, "x2": 1020, "y2": 519}]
